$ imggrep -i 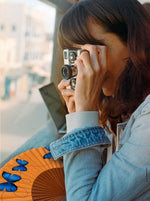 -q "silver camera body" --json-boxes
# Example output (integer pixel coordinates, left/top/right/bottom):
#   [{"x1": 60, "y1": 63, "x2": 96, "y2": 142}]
[{"x1": 61, "y1": 49, "x2": 81, "y2": 89}]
